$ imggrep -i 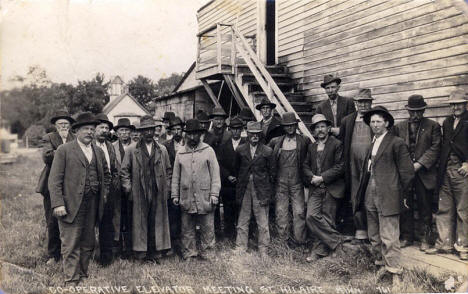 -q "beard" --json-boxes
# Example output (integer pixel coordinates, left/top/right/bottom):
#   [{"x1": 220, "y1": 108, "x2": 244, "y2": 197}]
[{"x1": 58, "y1": 129, "x2": 69, "y2": 138}]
